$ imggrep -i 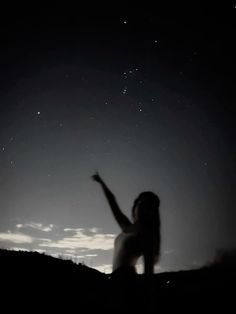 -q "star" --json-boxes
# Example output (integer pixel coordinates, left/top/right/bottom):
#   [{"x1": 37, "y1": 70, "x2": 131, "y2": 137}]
[
  {"x1": 2, "y1": 147, "x2": 5, "y2": 152},
  {"x1": 37, "y1": 111, "x2": 41, "y2": 116},
  {"x1": 122, "y1": 86, "x2": 128, "y2": 95},
  {"x1": 123, "y1": 21, "x2": 127, "y2": 24}
]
